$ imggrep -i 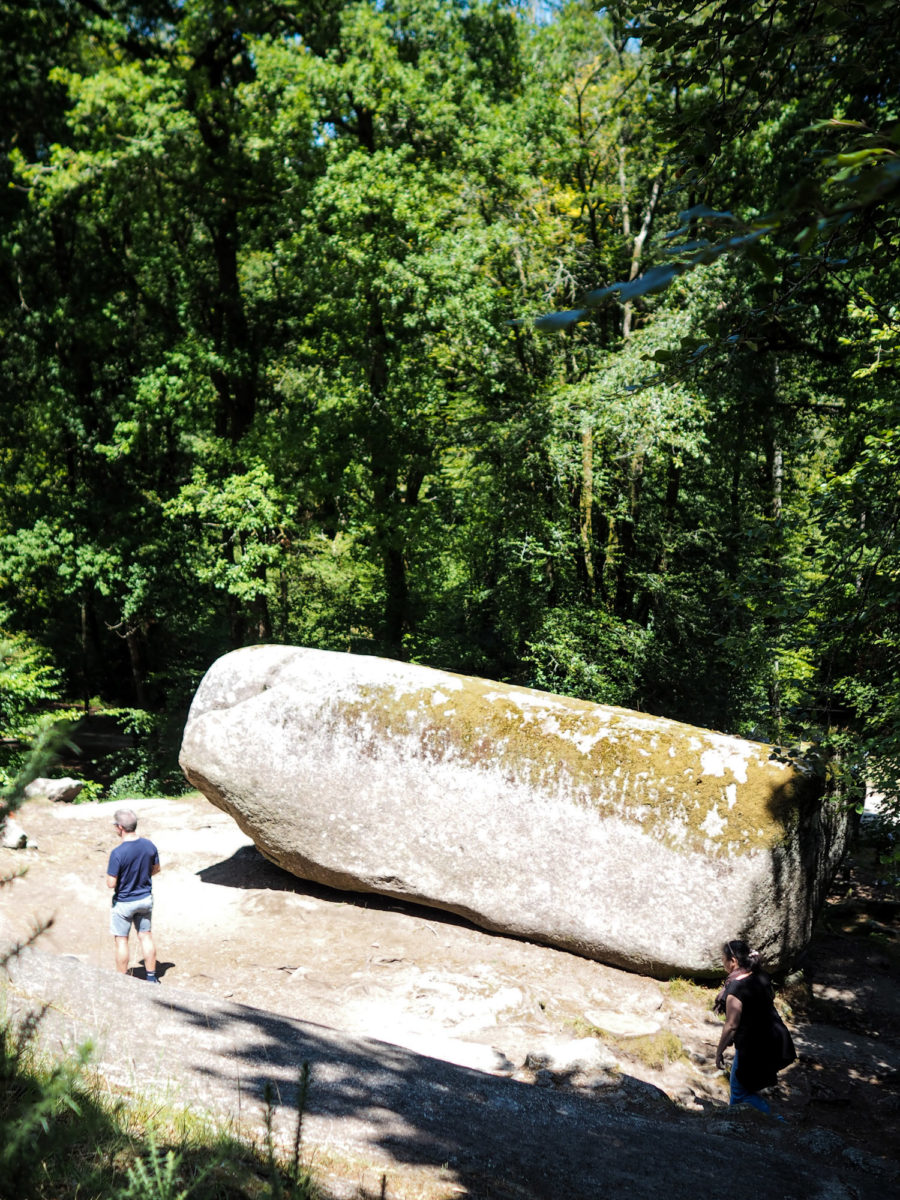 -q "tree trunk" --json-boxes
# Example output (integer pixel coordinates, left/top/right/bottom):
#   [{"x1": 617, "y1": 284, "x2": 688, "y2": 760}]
[
  {"x1": 615, "y1": 453, "x2": 644, "y2": 619},
  {"x1": 209, "y1": 204, "x2": 256, "y2": 444},
  {"x1": 125, "y1": 628, "x2": 147, "y2": 709},
  {"x1": 579, "y1": 418, "x2": 596, "y2": 599},
  {"x1": 637, "y1": 453, "x2": 682, "y2": 627},
  {"x1": 618, "y1": 148, "x2": 663, "y2": 340},
  {"x1": 764, "y1": 360, "x2": 784, "y2": 735},
  {"x1": 365, "y1": 293, "x2": 410, "y2": 658}
]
